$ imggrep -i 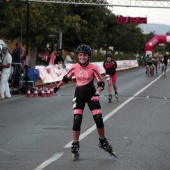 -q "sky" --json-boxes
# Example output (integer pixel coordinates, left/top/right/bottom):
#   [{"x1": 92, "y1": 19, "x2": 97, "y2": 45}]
[{"x1": 111, "y1": 7, "x2": 170, "y2": 26}]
